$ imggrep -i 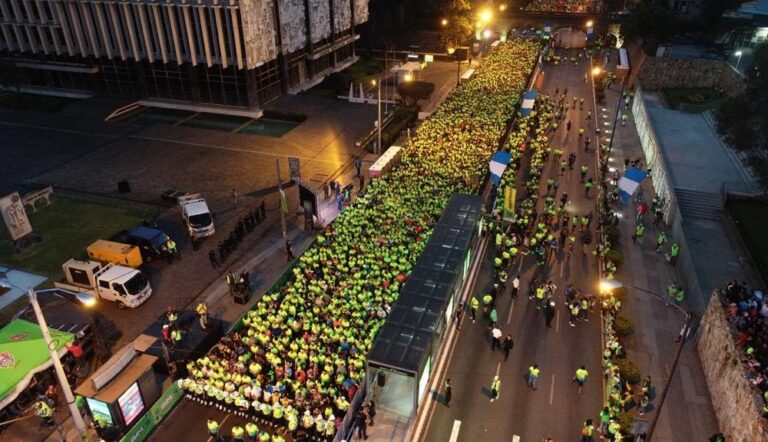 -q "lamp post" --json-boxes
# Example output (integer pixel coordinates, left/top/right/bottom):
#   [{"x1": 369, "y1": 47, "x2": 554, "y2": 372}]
[
  {"x1": 735, "y1": 50, "x2": 743, "y2": 70},
  {"x1": 448, "y1": 47, "x2": 460, "y2": 86},
  {"x1": 372, "y1": 79, "x2": 381, "y2": 155},
  {"x1": 28, "y1": 288, "x2": 89, "y2": 441}
]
